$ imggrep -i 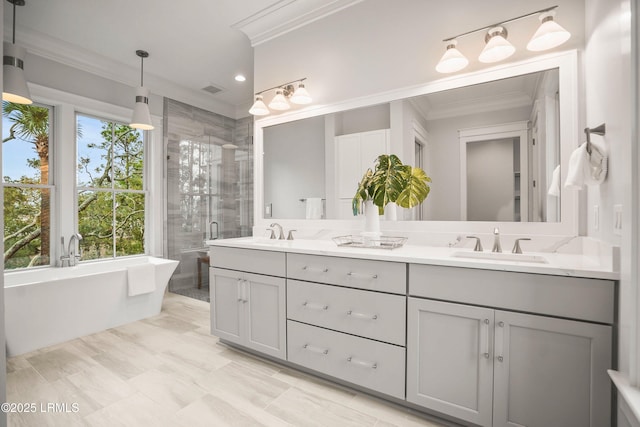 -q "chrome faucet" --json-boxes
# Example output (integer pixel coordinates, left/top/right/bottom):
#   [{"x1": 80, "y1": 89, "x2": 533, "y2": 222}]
[
  {"x1": 68, "y1": 233, "x2": 83, "y2": 266},
  {"x1": 209, "y1": 220, "x2": 219, "y2": 240},
  {"x1": 492, "y1": 228, "x2": 502, "y2": 253},
  {"x1": 270, "y1": 223, "x2": 285, "y2": 240},
  {"x1": 466, "y1": 236, "x2": 483, "y2": 252},
  {"x1": 512, "y1": 238, "x2": 531, "y2": 254}
]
